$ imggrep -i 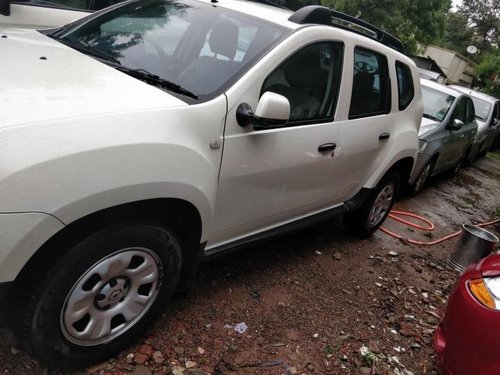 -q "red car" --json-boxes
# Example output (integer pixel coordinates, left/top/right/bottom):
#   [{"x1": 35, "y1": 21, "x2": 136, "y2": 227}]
[{"x1": 435, "y1": 254, "x2": 500, "y2": 374}]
